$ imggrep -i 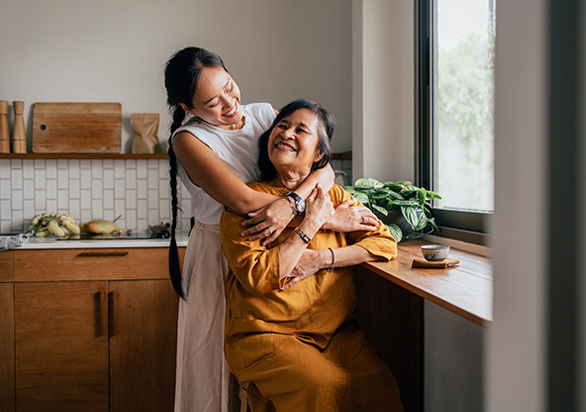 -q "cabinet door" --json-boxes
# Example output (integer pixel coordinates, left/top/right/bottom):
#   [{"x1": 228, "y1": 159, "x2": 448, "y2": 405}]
[
  {"x1": 15, "y1": 281, "x2": 109, "y2": 412},
  {"x1": 0, "y1": 250, "x2": 14, "y2": 281},
  {"x1": 0, "y1": 283, "x2": 15, "y2": 411},
  {"x1": 109, "y1": 279, "x2": 179, "y2": 412}
]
